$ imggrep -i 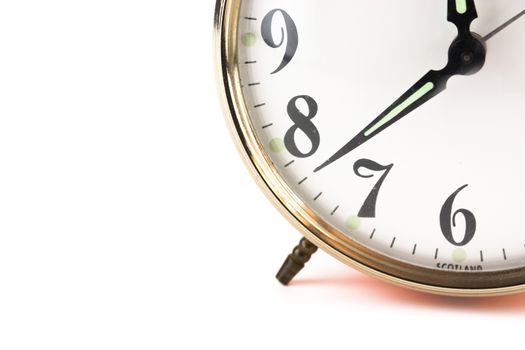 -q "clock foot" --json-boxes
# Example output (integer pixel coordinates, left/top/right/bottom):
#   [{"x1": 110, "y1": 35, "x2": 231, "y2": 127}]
[{"x1": 276, "y1": 237, "x2": 318, "y2": 285}]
